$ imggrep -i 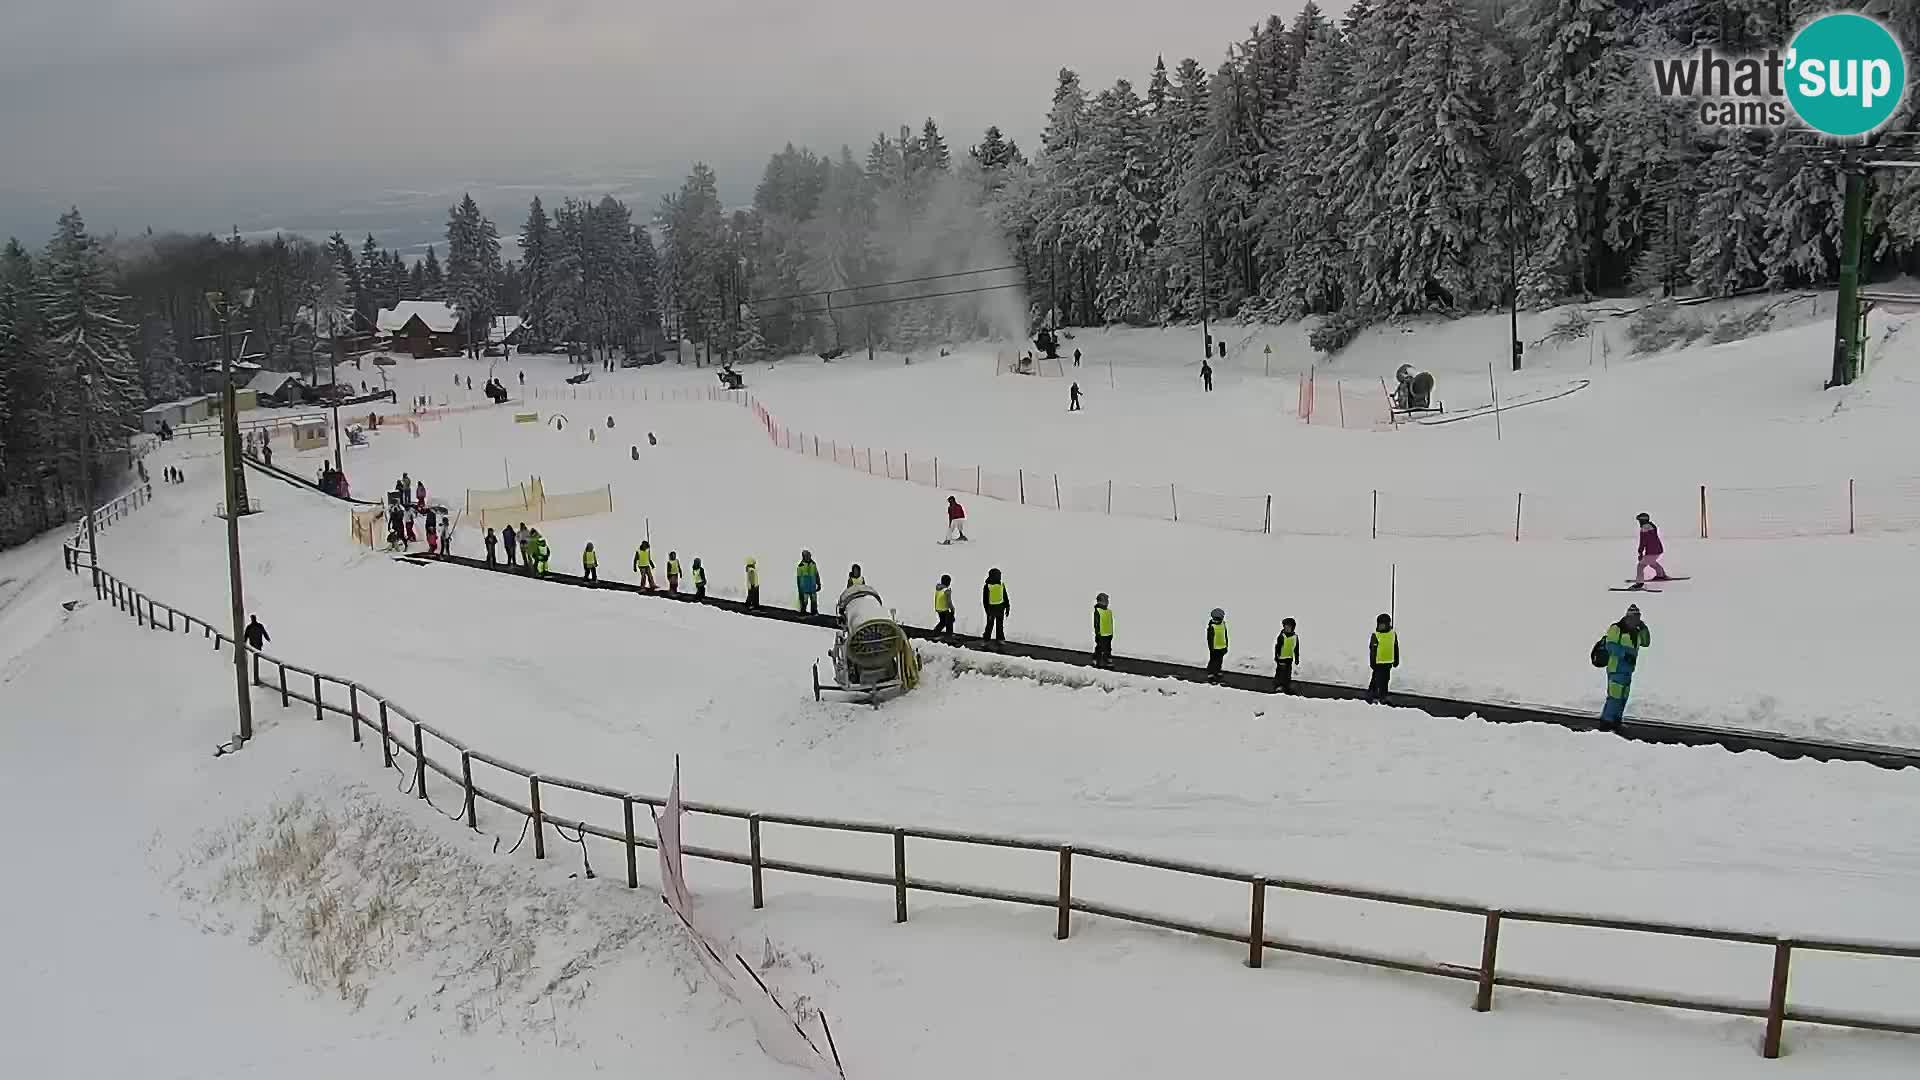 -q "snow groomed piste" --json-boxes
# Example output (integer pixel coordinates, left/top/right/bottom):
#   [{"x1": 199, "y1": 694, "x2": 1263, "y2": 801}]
[{"x1": 408, "y1": 551, "x2": 1920, "y2": 772}]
